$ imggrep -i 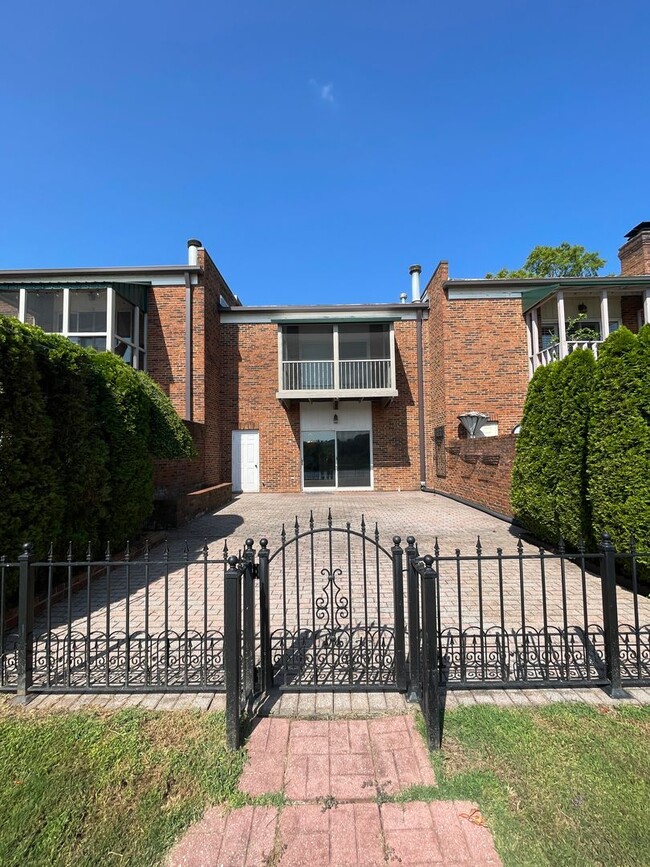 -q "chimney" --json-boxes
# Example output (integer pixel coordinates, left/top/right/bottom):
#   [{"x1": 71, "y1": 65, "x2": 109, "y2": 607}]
[
  {"x1": 187, "y1": 238, "x2": 202, "y2": 267},
  {"x1": 619, "y1": 223, "x2": 650, "y2": 275},
  {"x1": 409, "y1": 264, "x2": 422, "y2": 302}
]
